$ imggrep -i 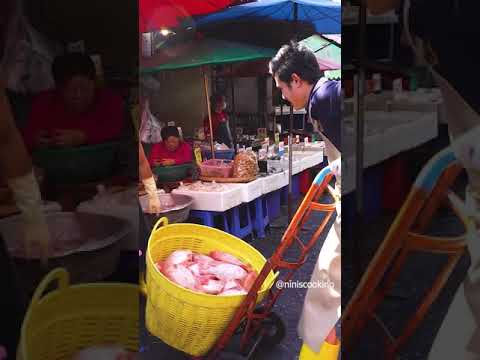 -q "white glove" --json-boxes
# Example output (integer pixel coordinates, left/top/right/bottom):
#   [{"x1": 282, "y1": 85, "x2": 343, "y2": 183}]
[
  {"x1": 330, "y1": 158, "x2": 341, "y2": 178},
  {"x1": 7, "y1": 170, "x2": 50, "y2": 262},
  {"x1": 142, "y1": 176, "x2": 161, "y2": 214}
]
